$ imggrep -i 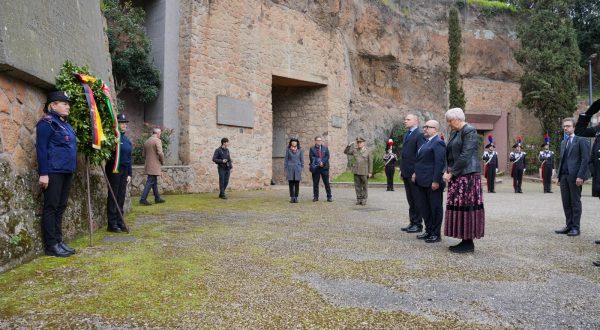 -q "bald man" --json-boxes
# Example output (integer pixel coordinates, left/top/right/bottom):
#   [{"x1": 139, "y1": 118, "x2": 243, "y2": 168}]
[
  {"x1": 400, "y1": 114, "x2": 426, "y2": 233},
  {"x1": 411, "y1": 120, "x2": 446, "y2": 242}
]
